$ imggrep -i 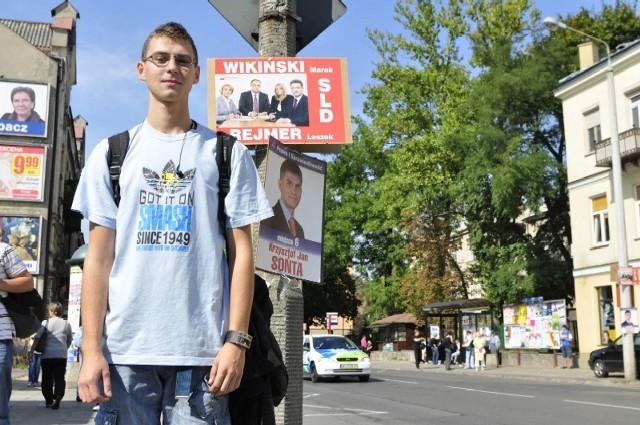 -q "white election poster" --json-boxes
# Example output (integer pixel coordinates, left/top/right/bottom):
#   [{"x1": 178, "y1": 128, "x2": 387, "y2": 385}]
[{"x1": 256, "y1": 137, "x2": 326, "y2": 283}]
